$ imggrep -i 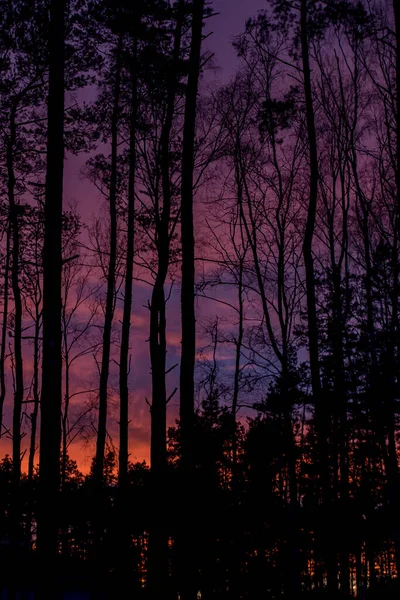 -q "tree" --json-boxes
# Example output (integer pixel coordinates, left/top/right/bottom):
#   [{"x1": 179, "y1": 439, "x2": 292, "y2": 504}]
[
  {"x1": 0, "y1": 0, "x2": 48, "y2": 511},
  {"x1": 133, "y1": 1, "x2": 187, "y2": 595},
  {"x1": 7, "y1": 109, "x2": 24, "y2": 489},
  {"x1": 94, "y1": 34, "x2": 123, "y2": 487},
  {"x1": 298, "y1": 0, "x2": 330, "y2": 534},
  {"x1": 118, "y1": 22, "x2": 138, "y2": 492},
  {"x1": 0, "y1": 220, "x2": 10, "y2": 440},
  {"x1": 21, "y1": 206, "x2": 43, "y2": 548},
  {"x1": 37, "y1": 0, "x2": 65, "y2": 568},
  {"x1": 386, "y1": 0, "x2": 400, "y2": 579},
  {"x1": 179, "y1": 1, "x2": 205, "y2": 598},
  {"x1": 61, "y1": 249, "x2": 100, "y2": 489}
]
